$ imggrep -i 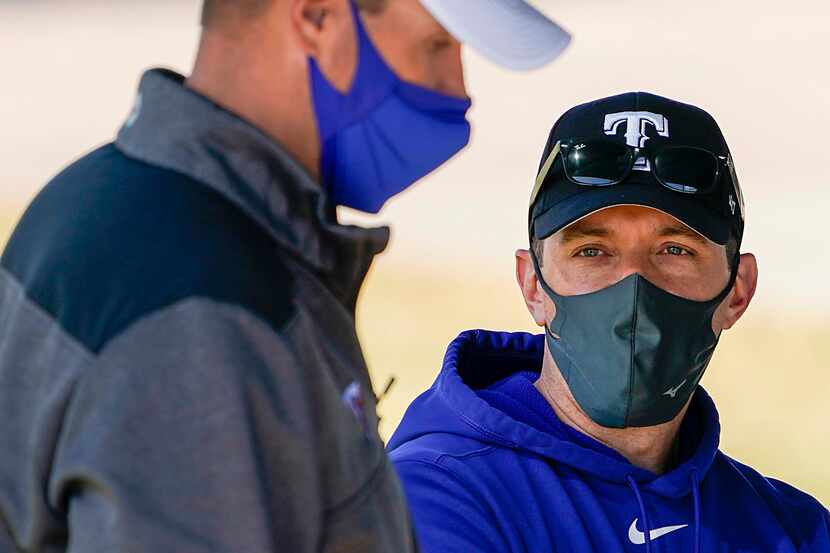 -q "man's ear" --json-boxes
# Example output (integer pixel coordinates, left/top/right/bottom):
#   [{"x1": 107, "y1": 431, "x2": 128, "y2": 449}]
[
  {"x1": 291, "y1": 0, "x2": 330, "y2": 56},
  {"x1": 718, "y1": 252, "x2": 758, "y2": 331},
  {"x1": 290, "y1": 0, "x2": 356, "y2": 90},
  {"x1": 290, "y1": 0, "x2": 344, "y2": 55},
  {"x1": 516, "y1": 249, "x2": 549, "y2": 328}
]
